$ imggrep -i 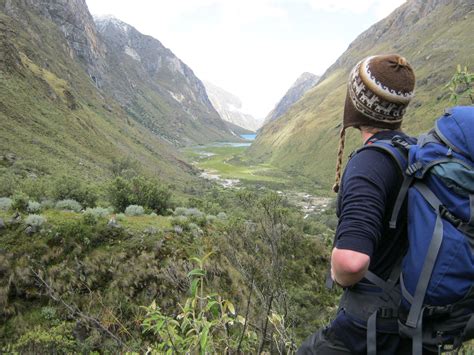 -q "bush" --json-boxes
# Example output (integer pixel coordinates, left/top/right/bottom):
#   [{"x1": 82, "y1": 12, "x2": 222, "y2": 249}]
[
  {"x1": 27, "y1": 201, "x2": 41, "y2": 213},
  {"x1": 25, "y1": 214, "x2": 46, "y2": 229},
  {"x1": 84, "y1": 207, "x2": 109, "y2": 219},
  {"x1": 11, "y1": 193, "x2": 29, "y2": 212},
  {"x1": 52, "y1": 176, "x2": 98, "y2": 207},
  {"x1": 0, "y1": 197, "x2": 12, "y2": 211},
  {"x1": 82, "y1": 207, "x2": 110, "y2": 225},
  {"x1": 217, "y1": 212, "x2": 227, "y2": 220},
  {"x1": 0, "y1": 170, "x2": 20, "y2": 197},
  {"x1": 206, "y1": 215, "x2": 217, "y2": 224},
  {"x1": 116, "y1": 213, "x2": 126, "y2": 221},
  {"x1": 125, "y1": 205, "x2": 144, "y2": 216},
  {"x1": 40, "y1": 199, "x2": 55, "y2": 210},
  {"x1": 55, "y1": 199, "x2": 82, "y2": 212},
  {"x1": 20, "y1": 178, "x2": 52, "y2": 202},
  {"x1": 107, "y1": 176, "x2": 172, "y2": 214}
]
